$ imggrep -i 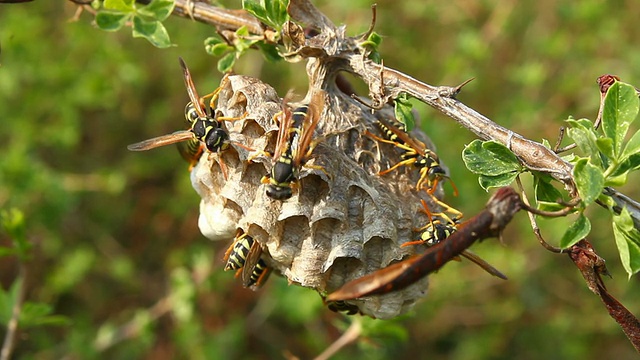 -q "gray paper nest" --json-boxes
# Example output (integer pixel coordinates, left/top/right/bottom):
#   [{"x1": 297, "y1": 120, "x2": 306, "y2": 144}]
[{"x1": 192, "y1": 73, "x2": 448, "y2": 319}]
